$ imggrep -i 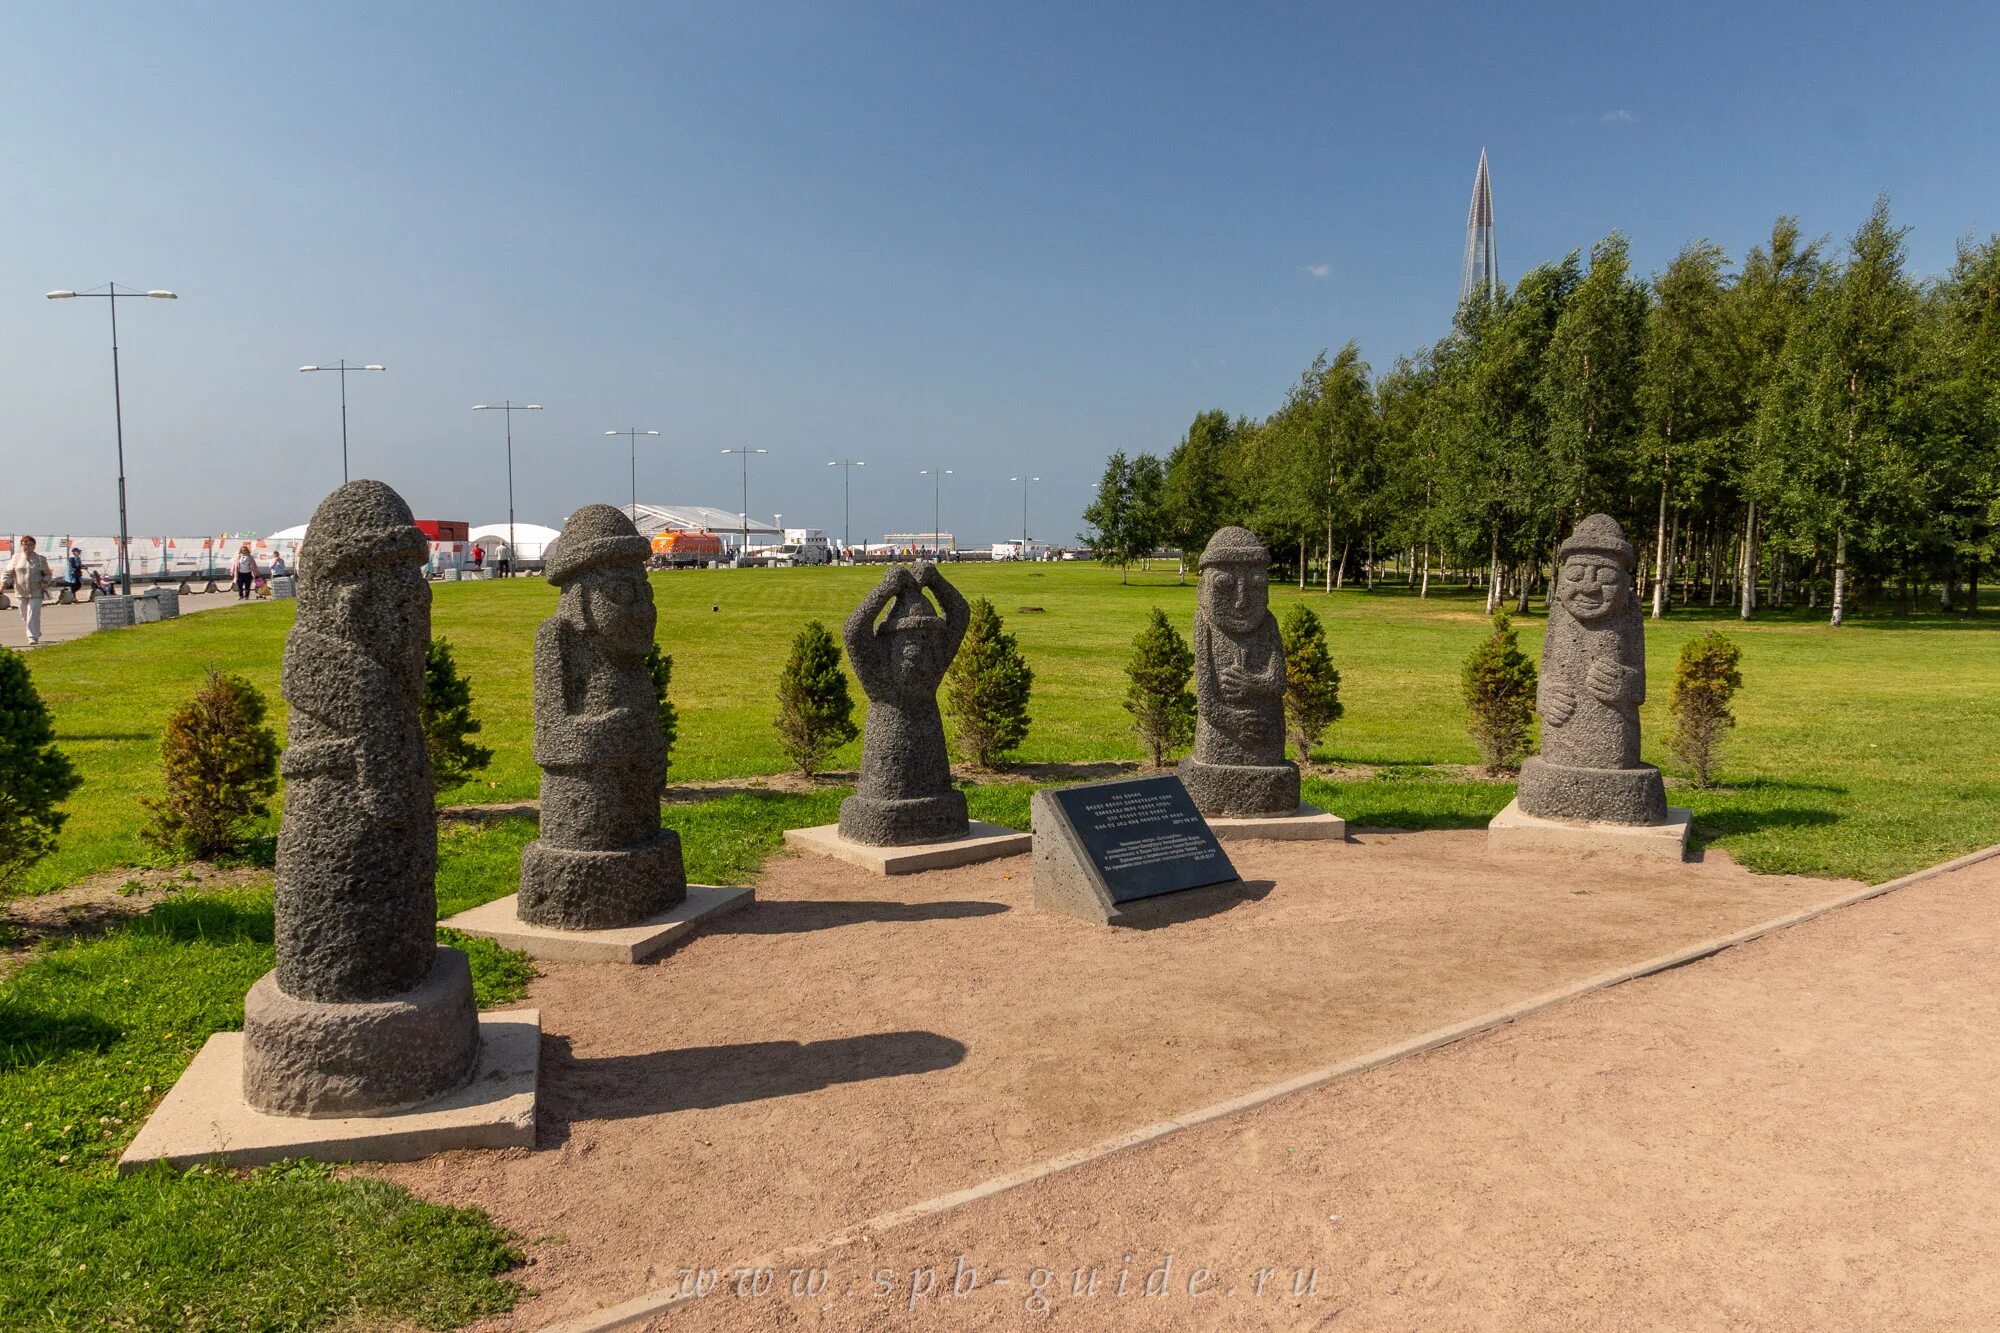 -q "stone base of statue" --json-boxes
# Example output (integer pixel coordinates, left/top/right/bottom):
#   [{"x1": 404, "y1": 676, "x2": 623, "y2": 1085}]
[
  {"x1": 1488, "y1": 798, "x2": 1692, "y2": 862},
  {"x1": 1180, "y1": 758, "x2": 1301, "y2": 819},
  {"x1": 443, "y1": 884, "x2": 754, "y2": 964},
  {"x1": 786, "y1": 818, "x2": 1031, "y2": 876},
  {"x1": 1202, "y1": 803, "x2": 1347, "y2": 842},
  {"x1": 516, "y1": 831, "x2": 686, "y2": 930},
  {"x1": 1516, "y1": 756, "x2": 1668, "y2": 826},
  {"x1": 241, "y1": 948, "x2": 484, "y2": 1117},
  {"x1": 118, "y1": 1006, "x2": 538, "y2": 1174},
  {"x1": 837, "y1": 789, "x2": 969, "y2": 847}
]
